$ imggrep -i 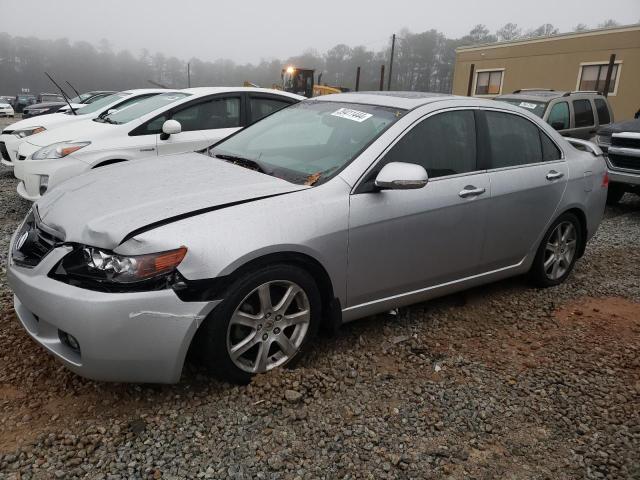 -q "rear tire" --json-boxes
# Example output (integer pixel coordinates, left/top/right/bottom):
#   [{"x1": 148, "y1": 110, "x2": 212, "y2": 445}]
[
  {"x1": 529, "y1": 212, "x2": 583, "y2": 288},
  {"x1": 195, "y1": 264, "x2": 321, "y2": 384},
  {"x1": 606, "y1": 184, "x2": 625, "y2": 205}
]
